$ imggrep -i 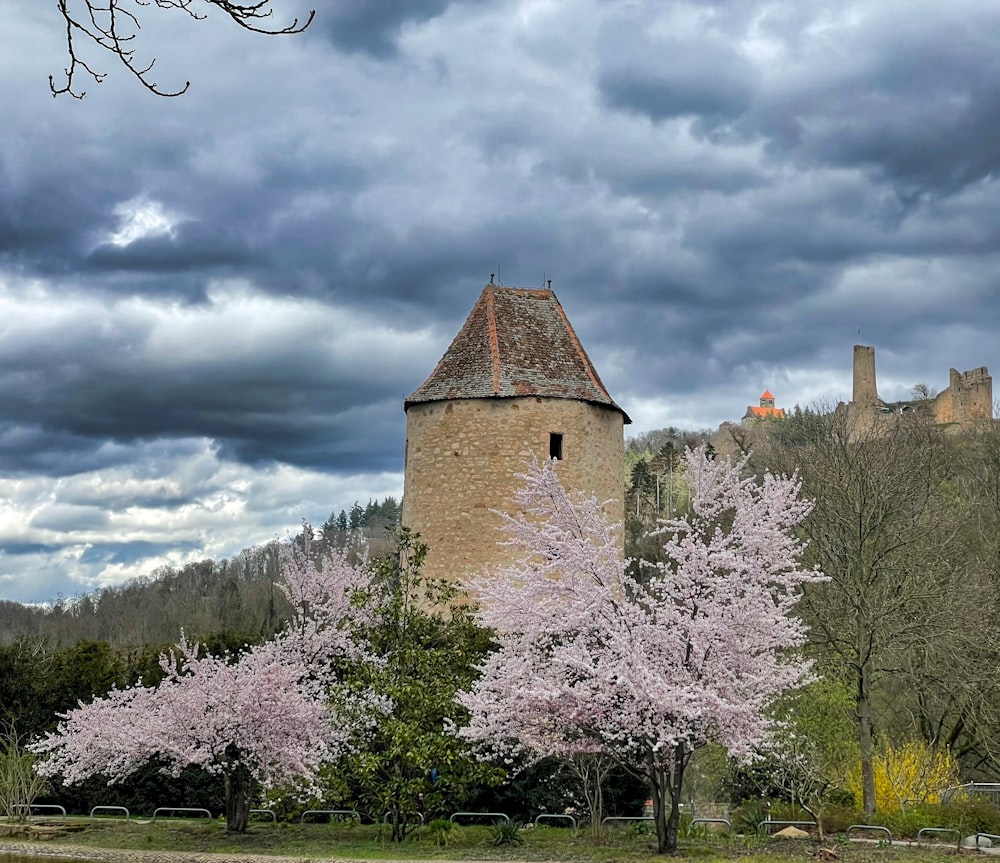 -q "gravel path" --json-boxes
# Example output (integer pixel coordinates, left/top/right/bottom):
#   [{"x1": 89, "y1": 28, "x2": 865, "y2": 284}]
[{"x1": 0, "y1": 841, "x2": 362, "y2": 863}]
